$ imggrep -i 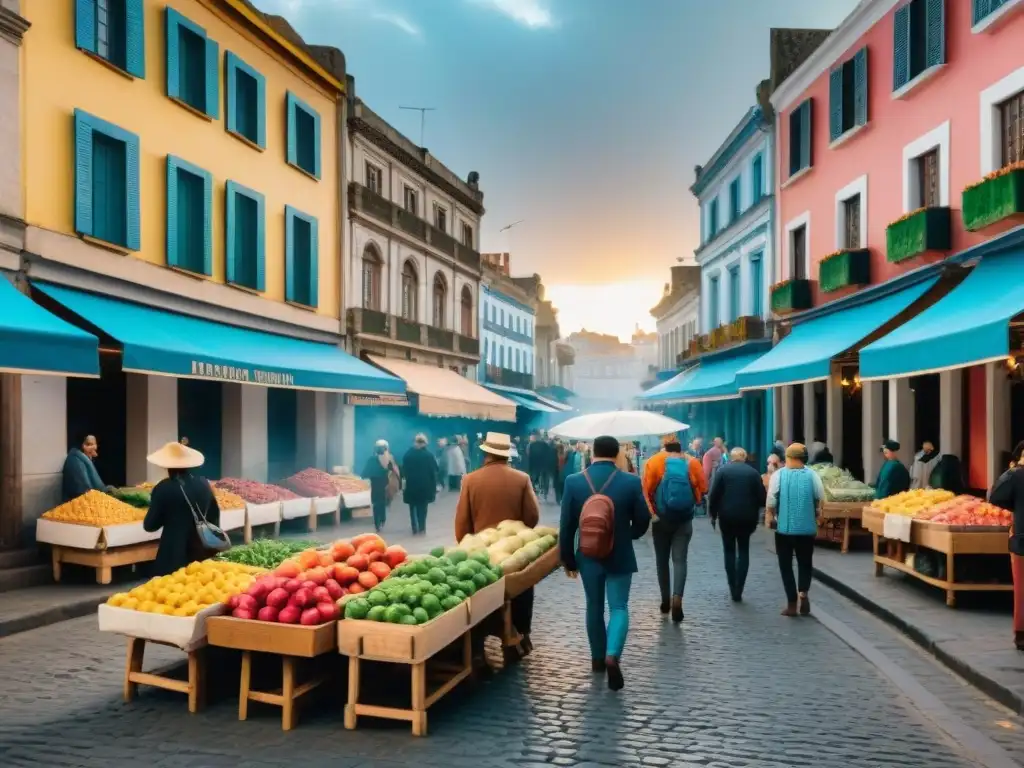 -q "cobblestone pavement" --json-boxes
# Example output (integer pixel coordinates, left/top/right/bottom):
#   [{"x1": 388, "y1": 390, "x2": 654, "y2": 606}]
[{"x1": 0, "y1": 495, "x2": 1001, "y2": 767}]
